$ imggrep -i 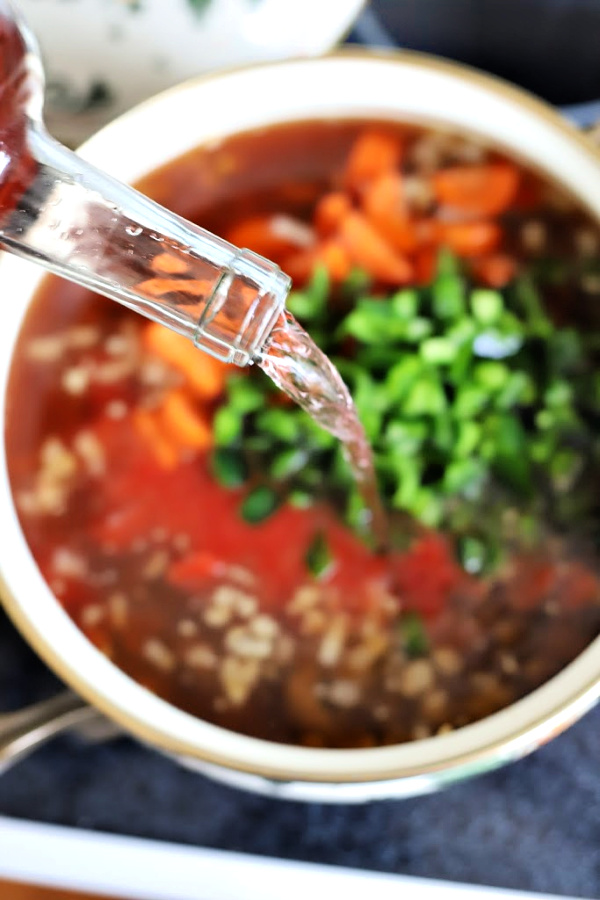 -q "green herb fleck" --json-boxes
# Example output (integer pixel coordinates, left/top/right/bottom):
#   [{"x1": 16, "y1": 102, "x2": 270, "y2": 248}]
[
  {"x1": 240, "y1": 486, "x2": 279, "y2": 523},
  {"x1": 305, "y1": 530, "x2": 335, "y2": 579},
  {"x1": 399, "y1": 612, "x2": 429, "y2": 657}
]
